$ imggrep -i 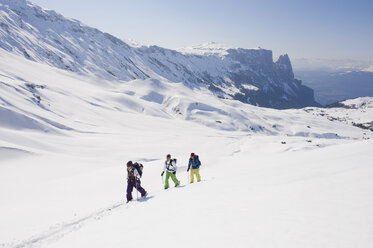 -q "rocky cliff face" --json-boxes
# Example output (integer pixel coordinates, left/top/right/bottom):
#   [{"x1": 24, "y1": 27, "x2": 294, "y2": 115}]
[
  {"x1": 0, "y1": 0, "x2": 320, "y2": 109},
  {"x1": 275, "y1": 54, "x2": 294, "y2": 81}
]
